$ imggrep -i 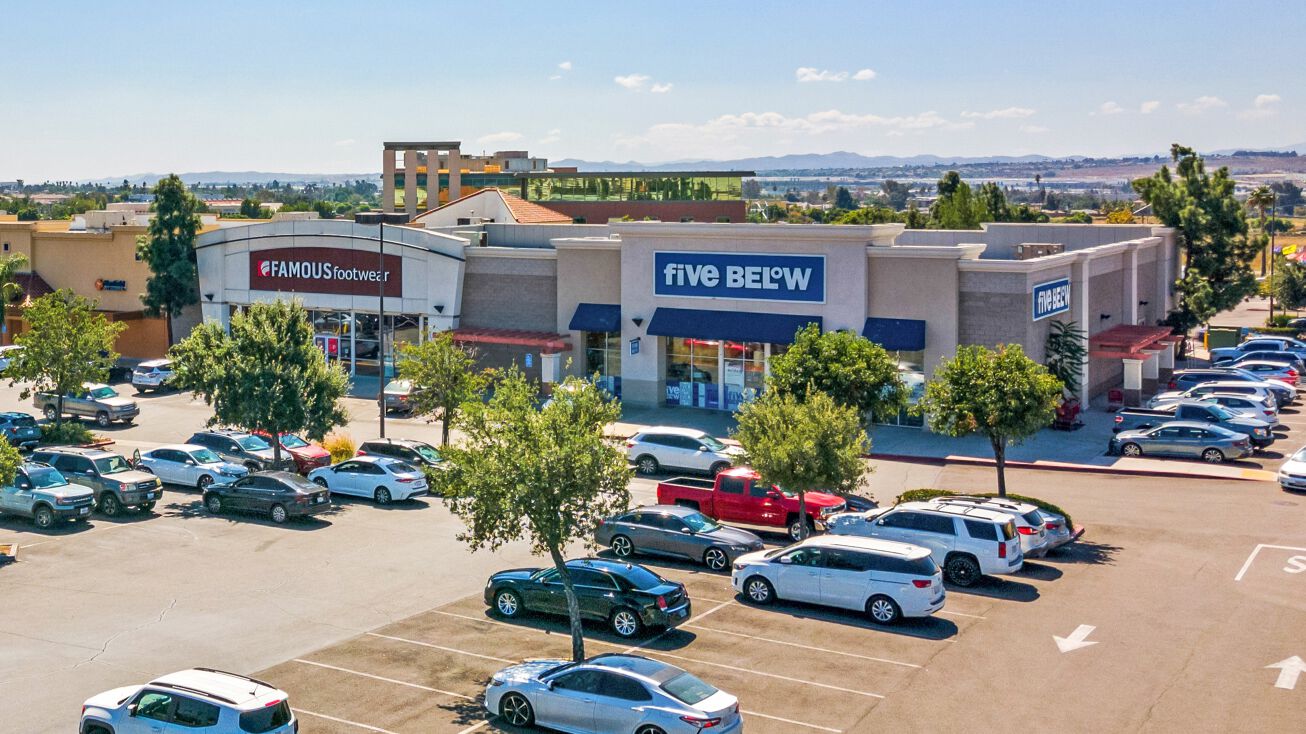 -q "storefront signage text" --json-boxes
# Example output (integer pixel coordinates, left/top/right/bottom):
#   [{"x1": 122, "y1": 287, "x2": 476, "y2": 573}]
[
  {"x1": 95, "y1": 279, "x2": 127, "y2": 291},
  {"x1": 654, "y1": 252, "x2": 825, "y2": 303},
  {"x1": 1033, "y1": 277, "x2": 1072, "y2": 321},
  {"x1": 249, "y1": 247, "x2": 403, "y2": 297}
]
